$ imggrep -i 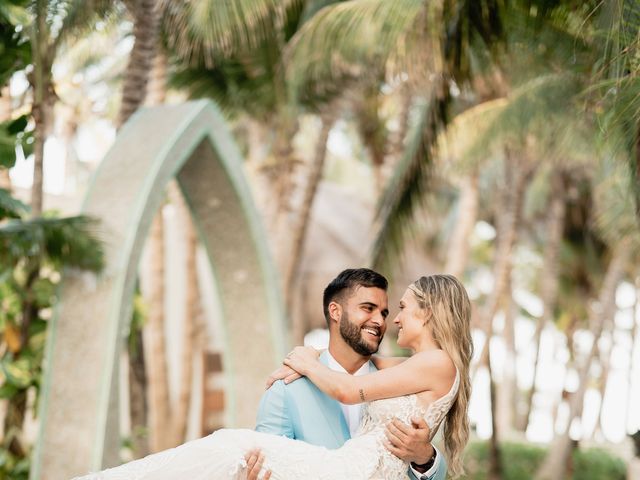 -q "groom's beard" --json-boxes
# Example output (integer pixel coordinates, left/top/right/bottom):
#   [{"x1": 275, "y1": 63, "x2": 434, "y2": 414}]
[{"x1": 339, "y1": 311, "x2": 382, "y2": 356}]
